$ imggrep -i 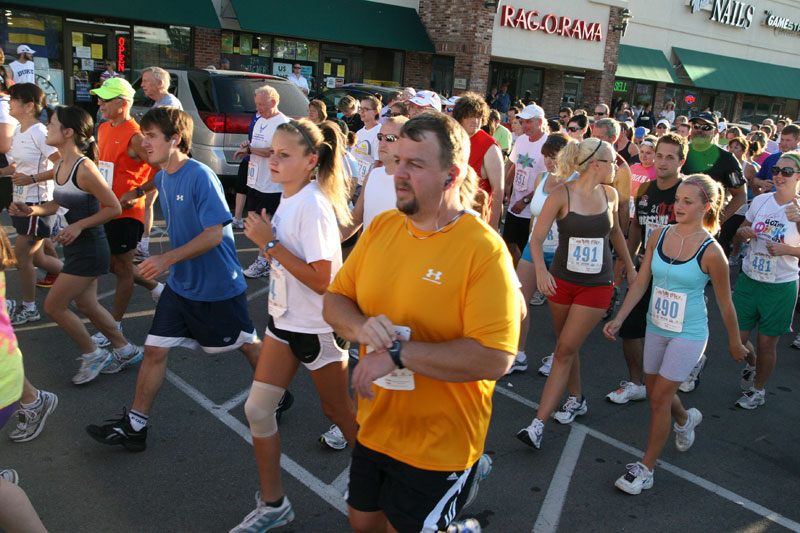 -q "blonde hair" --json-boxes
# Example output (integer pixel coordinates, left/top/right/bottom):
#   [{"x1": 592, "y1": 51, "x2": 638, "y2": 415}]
[
  {"x1": 556, "y1": 138, "x2": 612, "y2": 177},
  {"x1": 142, "y1": 66, "x2": 170, "y2": 90},
  {"x1": 276, "y1": 118, "x2": 352, "y2": 225},
  {"x1": 254, "y1": 84, "x2": 279, "y2": 104},
  {"x1": 681, "y1": 174, "x2": 724, "y2": 235},
  {"x1": 0, "y1": 227, "x2": 16, "y2": 271}
]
